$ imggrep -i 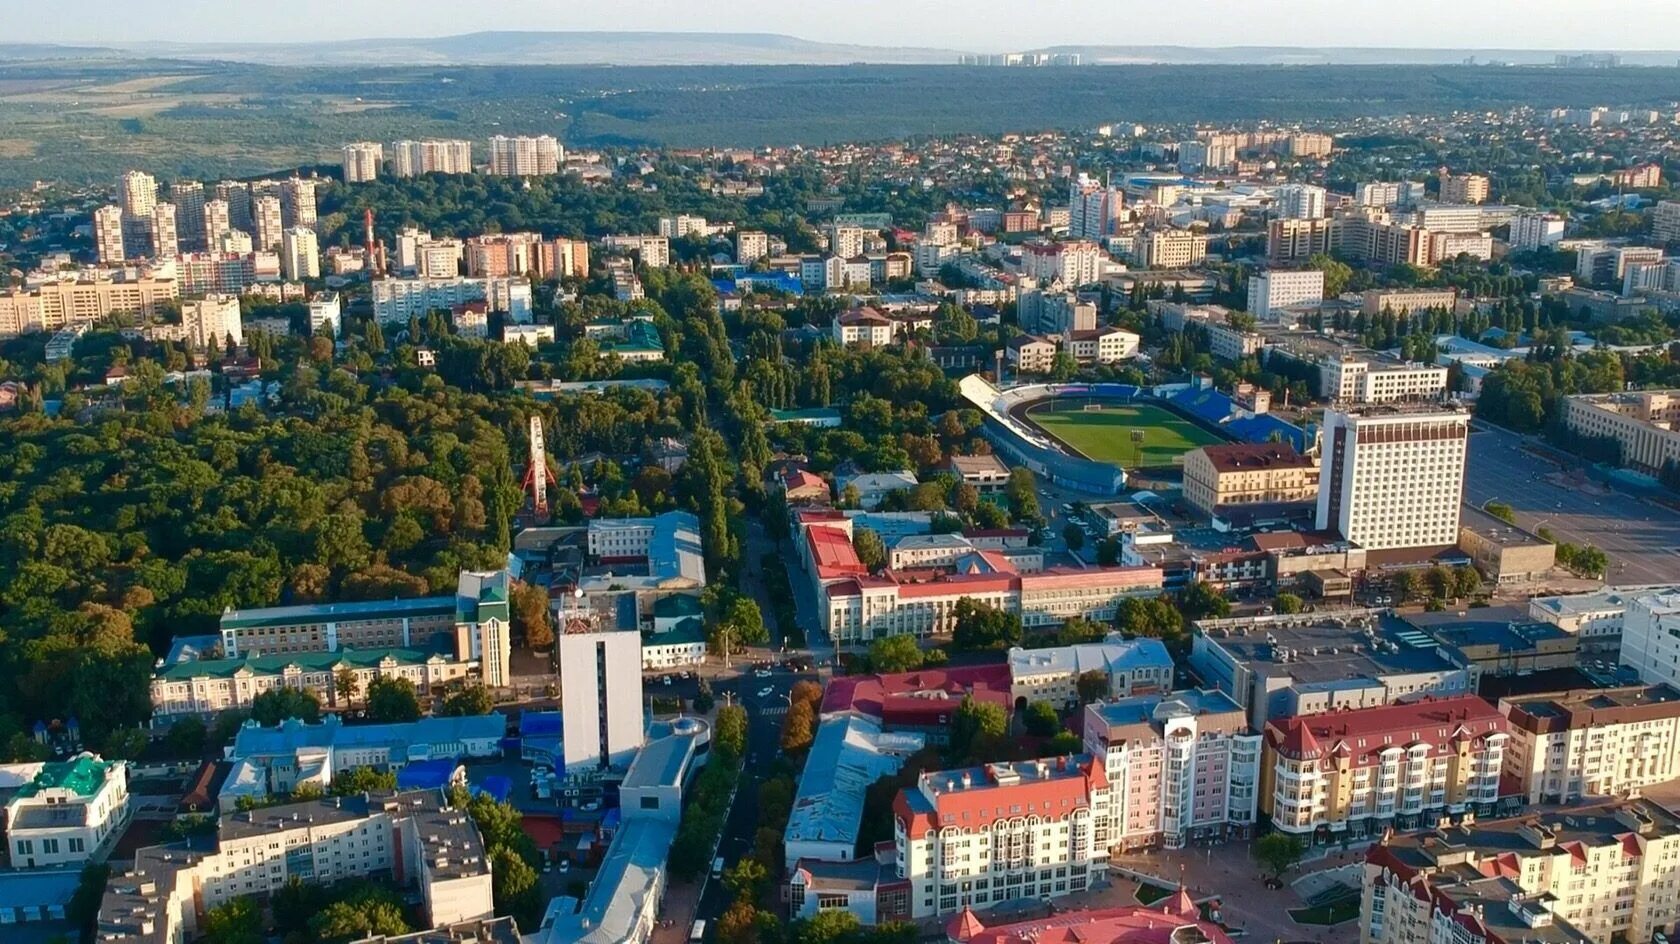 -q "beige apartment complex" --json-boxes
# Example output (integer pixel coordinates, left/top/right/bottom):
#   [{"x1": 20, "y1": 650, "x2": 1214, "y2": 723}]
[
  {"x1": 1560, "y1": 390, "x2": 1680, "y2": 477},
  {"x1": 1499, "y1": 685, "x2": 1680, "y2": 804},
  {"x1": 1320, "y1": 356, "x2": 1450, "y2": 403},
  {"x1": 1182, "y1": 443, "x2": 1320, "y2": 516},
  {"x1": 1260, "y1": 696, "x2": 1507, "y2": 840},
  {"x1": 1363, "y1": 800, "x2": 1680, "y2": 944},
  {"x1": 0, "y1": 276, "x2": 180, "y2": 339},
  {"x1": 1438, "y1": 172, "x2": 1491, "y2": 204}
]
